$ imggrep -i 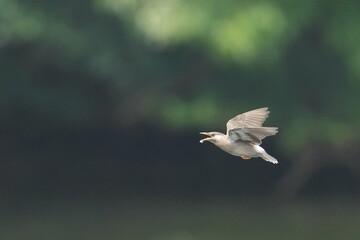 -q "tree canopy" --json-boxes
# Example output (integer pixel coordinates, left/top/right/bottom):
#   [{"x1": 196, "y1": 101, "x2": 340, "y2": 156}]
[{"x1": 1, "y1": 0, "x2": 360, "y2": 153}]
